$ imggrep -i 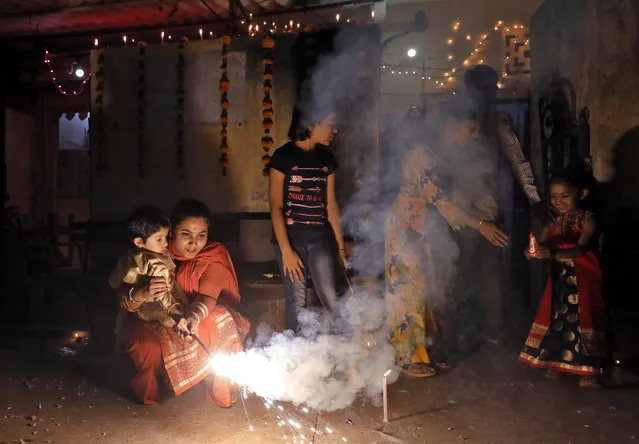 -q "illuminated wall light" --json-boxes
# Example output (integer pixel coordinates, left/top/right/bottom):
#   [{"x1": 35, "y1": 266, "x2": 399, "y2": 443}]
[
  {"x1": 421, "y1": 76, "x2": 425, "y2": 79},
  {"x1": 199, "y1": 28, "x2": 203, "y2": 39},
  {"x1": 336, "y1": 13, "x2": 340, "y2": 22},
  {"x1": 210, "y1": 31, "x2": 213, "y2": 36},
  {"x1": 428, "y1": 76, "x2": 431, "y2": 80},
  {"x1": 371, "y1": 9, "x2": 375, "y2": 19},
  {"x1": 391, "y1": 70, "x2": 395, "y2": 74},
  {"x1": 94, "y1": 38, "x2": 99, "y2": 47},
  {"x1": 122, "y1": 35, "x2": 127, "y2": 44}
]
